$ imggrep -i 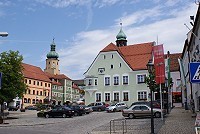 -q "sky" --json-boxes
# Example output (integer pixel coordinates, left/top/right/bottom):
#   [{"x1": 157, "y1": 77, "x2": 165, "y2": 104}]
[{"x1": 0, "y1": 0, "x2": 199, "y2": 80}]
